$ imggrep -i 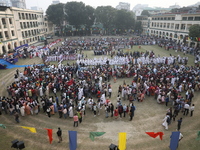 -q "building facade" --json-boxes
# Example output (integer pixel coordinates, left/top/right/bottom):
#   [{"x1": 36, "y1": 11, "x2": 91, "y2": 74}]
[
  {"x1": 0, "y1": 6, "x2": 54, "y2": 54},
  {"x1": 116, "y1": 2, "x2": 130, "y2": 11},
  {"x1": 11, "y1": 0, "x2": 26, "y2": 9},
  {"x1": 0, "y1": 0, "x2": 12, "y2": 7},
  {"x1": 138, "y1": 11, "x2": 200, "y2": 45}
]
